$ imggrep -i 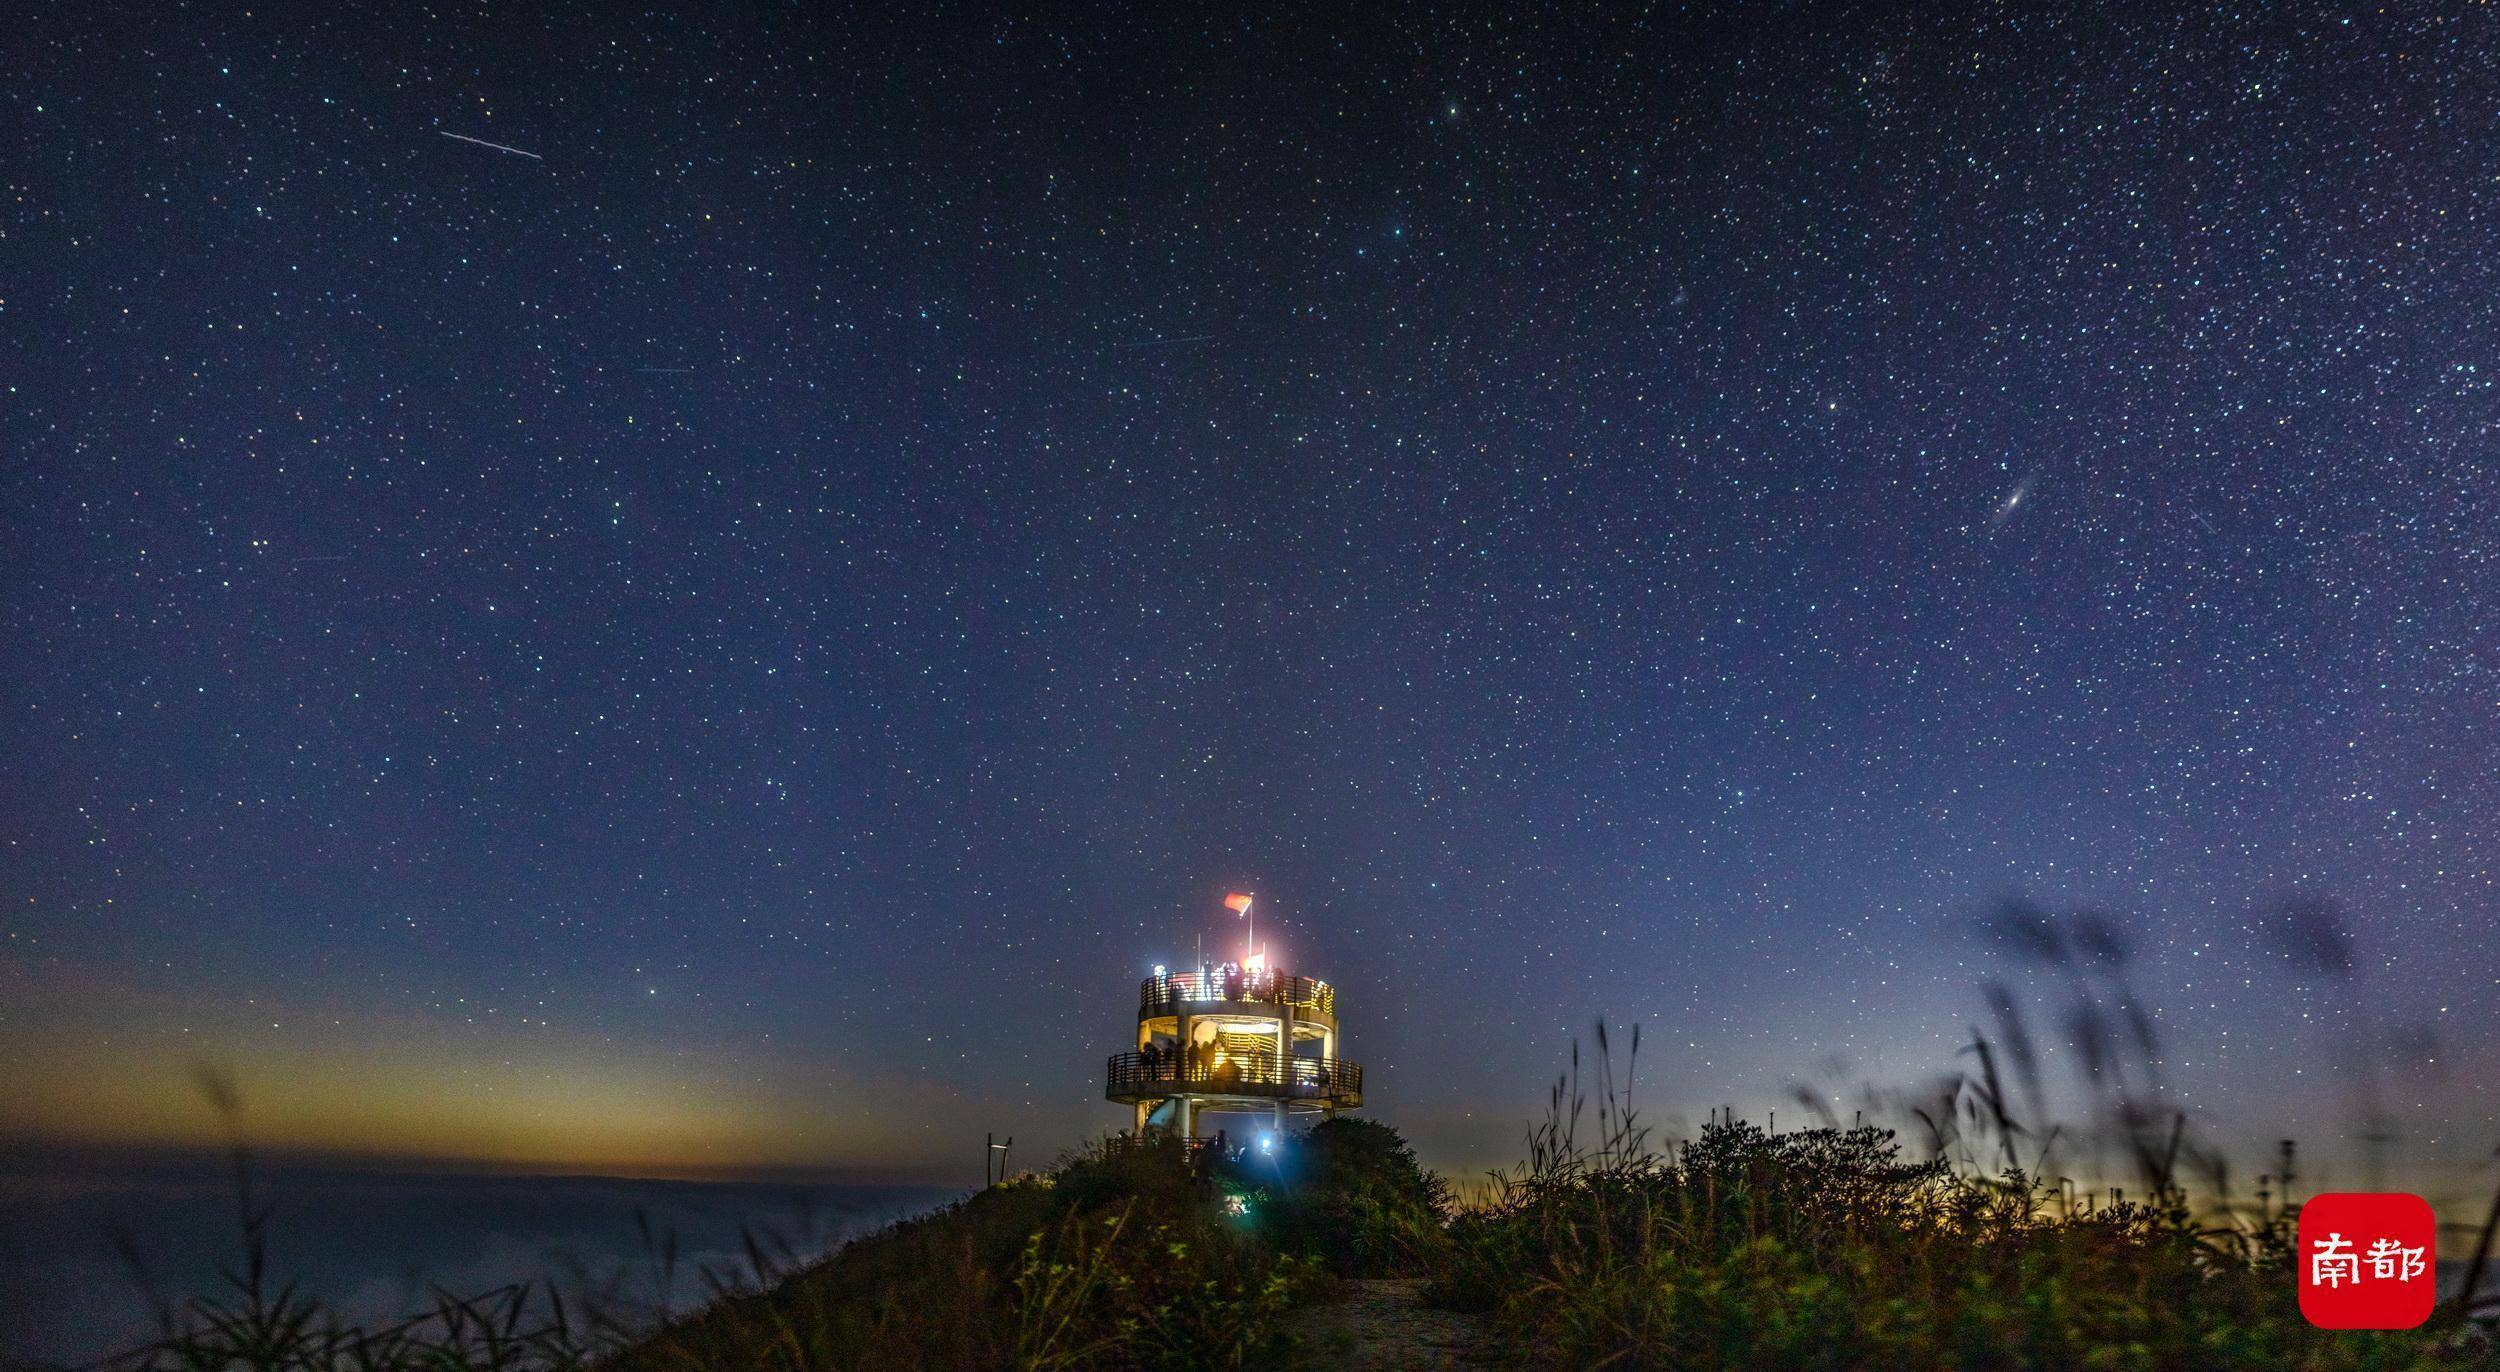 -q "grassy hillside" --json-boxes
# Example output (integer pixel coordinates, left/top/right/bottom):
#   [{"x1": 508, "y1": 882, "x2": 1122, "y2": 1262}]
[
  {"x1": 59, "y1": 1089, "x2": 2500, "y2": 1370},
  {"x1": 68, "y1": 1123, "x2": 1434, "y2": 1372},
  {"x1": 612, "y1": 1133, "x2": 1322, "y2": 1371}
]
